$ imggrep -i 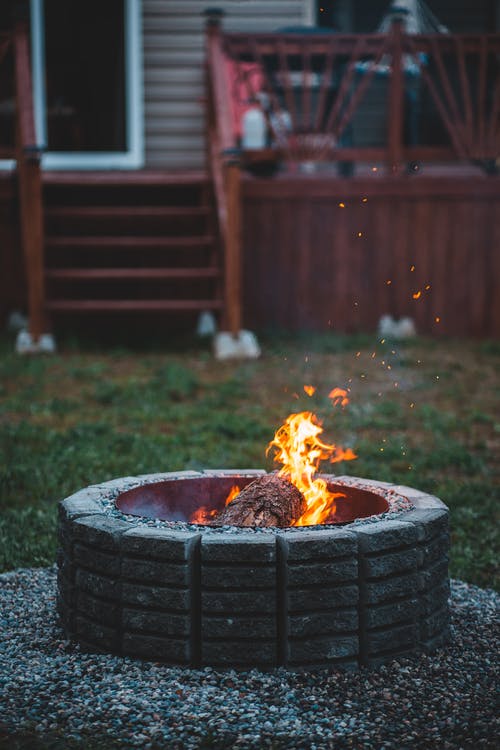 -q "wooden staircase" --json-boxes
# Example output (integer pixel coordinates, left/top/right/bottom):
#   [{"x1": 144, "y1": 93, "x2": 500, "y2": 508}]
[{"x1": 41, "y1": 171, "x2": 224, "y2": 321}]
